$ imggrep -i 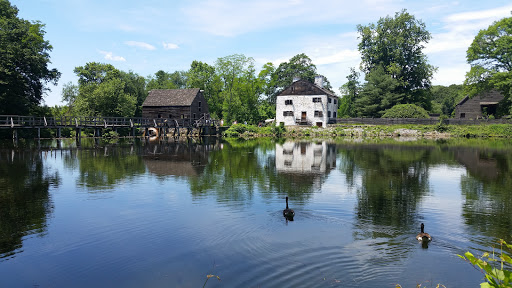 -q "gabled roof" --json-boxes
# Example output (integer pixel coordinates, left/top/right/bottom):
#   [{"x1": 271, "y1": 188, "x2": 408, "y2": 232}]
[
  {"x1": 278, "y1": 79, "x2": 336, "y2": 97},
  {"x1": 143, "y1": 89, "x2": 201, "y2": 107},
  {"x1": 456, "y1": 90, "x2": 504, "y2": 107}
]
